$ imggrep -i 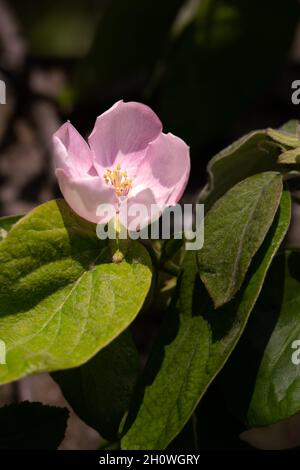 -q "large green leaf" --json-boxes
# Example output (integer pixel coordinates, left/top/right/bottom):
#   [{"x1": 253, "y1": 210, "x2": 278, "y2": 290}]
[
  {"x1": 222, "y1": 251, "x2": 300, "y2": 427},
  {"x1": 53, "y1": 330, "x2": 139, "y2": 441},
  {"x1": 121, "y1": 189, "x2": 291, "y2": 450},
  {"x1": 0, "y1": 401, "x2": 68, "y2": 449},
  {"x1": 0, "y1": 200, "x2": 152, "y2": 385},
  {"x1": 198, "y1": 172, "x2": 282, "y2": 308}
]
